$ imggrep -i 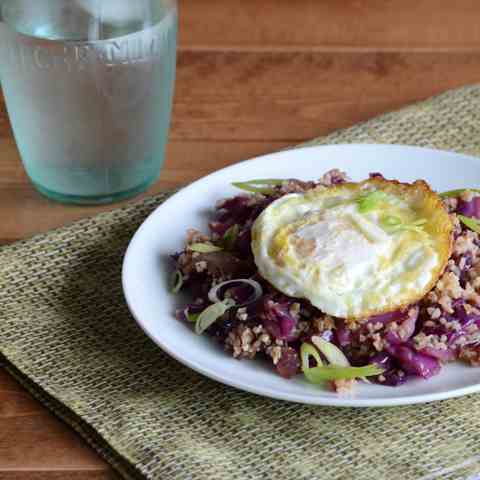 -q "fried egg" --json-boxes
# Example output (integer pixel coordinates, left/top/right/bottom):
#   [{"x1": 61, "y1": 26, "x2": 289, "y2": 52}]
[{"x1": 251, "y1": 178, "x2": 453, "y2": 320}]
